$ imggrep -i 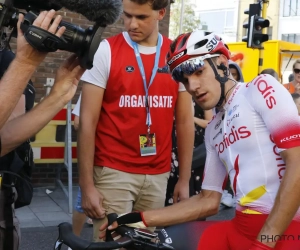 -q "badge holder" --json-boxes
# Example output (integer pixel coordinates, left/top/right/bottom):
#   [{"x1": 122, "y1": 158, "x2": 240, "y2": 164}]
[{"x1": 139, "y1": 127, "x2": 157, "y2": 156}]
